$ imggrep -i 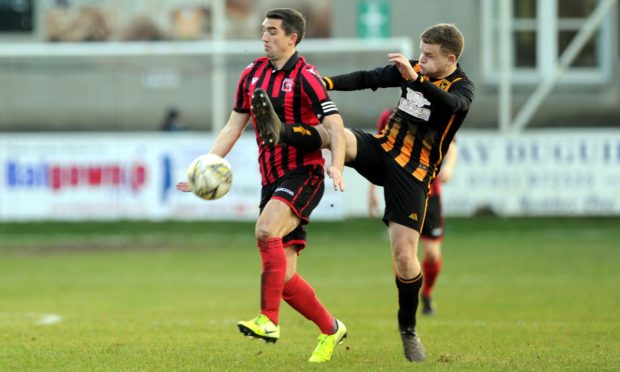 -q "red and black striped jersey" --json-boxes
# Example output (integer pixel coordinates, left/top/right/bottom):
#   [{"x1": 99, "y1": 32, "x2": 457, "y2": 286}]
[
  {"x1": 326, "y1": 61, "x2": 474, "y2": 190},
  {"x1": 234, "y1": 52, "x2": 339, "y2": 186}
]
